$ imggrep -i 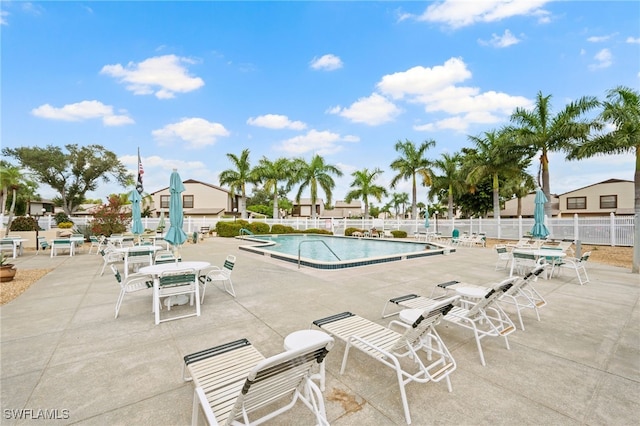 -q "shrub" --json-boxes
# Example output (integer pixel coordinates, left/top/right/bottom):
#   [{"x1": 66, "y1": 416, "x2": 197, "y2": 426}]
[
  {"x1": 216, "y1": 221, "x2": 245, "y2": 237},
  {"x1": 57, "y1": 221, "x2": 74, "y2": 229},
  {"x1": 301, "y1": 228, "x2": 333, "y2": 235},
  {"x1": 344, "y1": 227, "x2": 363, "y2": 236},
  {"x1": 9, "y1": 216, "x2": 39, "y2": 231},
  {"x1": 54, "y1": 212, "x2": 72, "y2": 225},
  {"x1": 90, "y1": 195, "x2": 130, "y2": 236},
  {"x1": 246, "y1": 222, "x2": 270, "y2": 235},
  {"x1": 270, "y1": 224, "x2": 296, "y2": 234},
  {"x1": 390, "y1": 230, "x2": 407, "y2": 238}
]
